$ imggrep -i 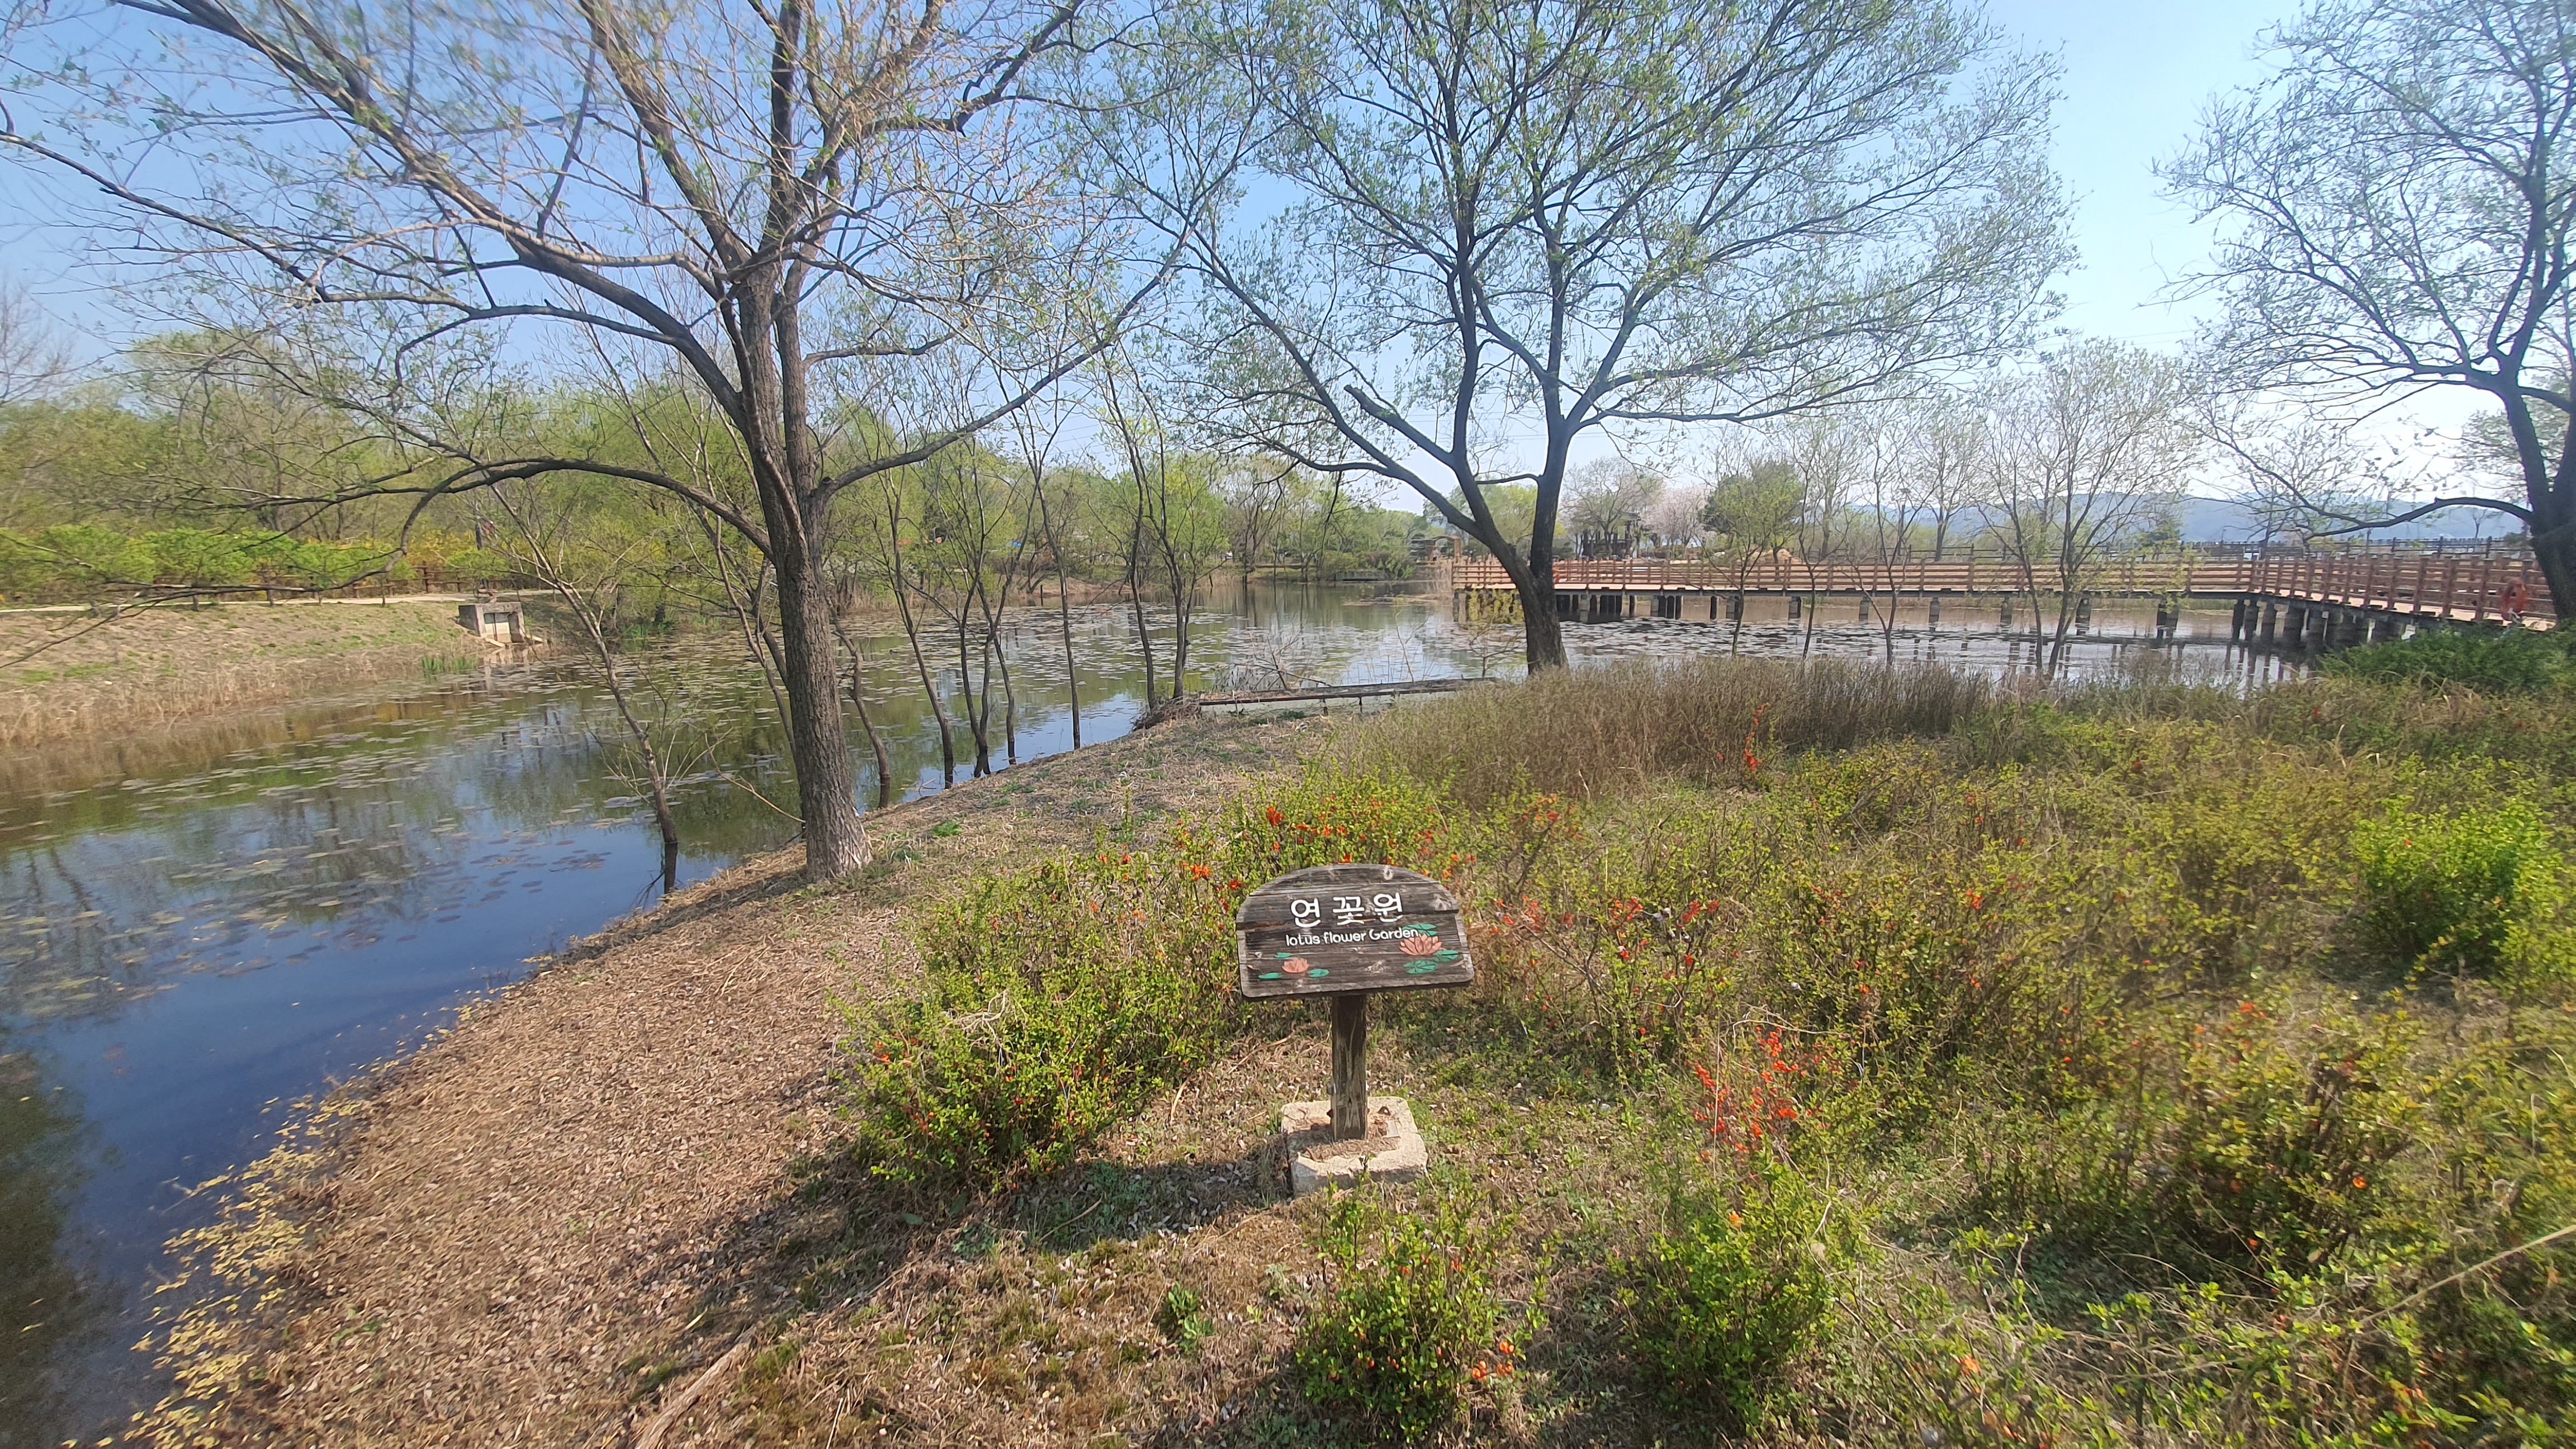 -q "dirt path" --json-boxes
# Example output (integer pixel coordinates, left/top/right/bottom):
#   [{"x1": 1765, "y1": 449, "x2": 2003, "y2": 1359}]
[{"x1": 143, "y1": 714, "x2": 1330, "y2": 1447}]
